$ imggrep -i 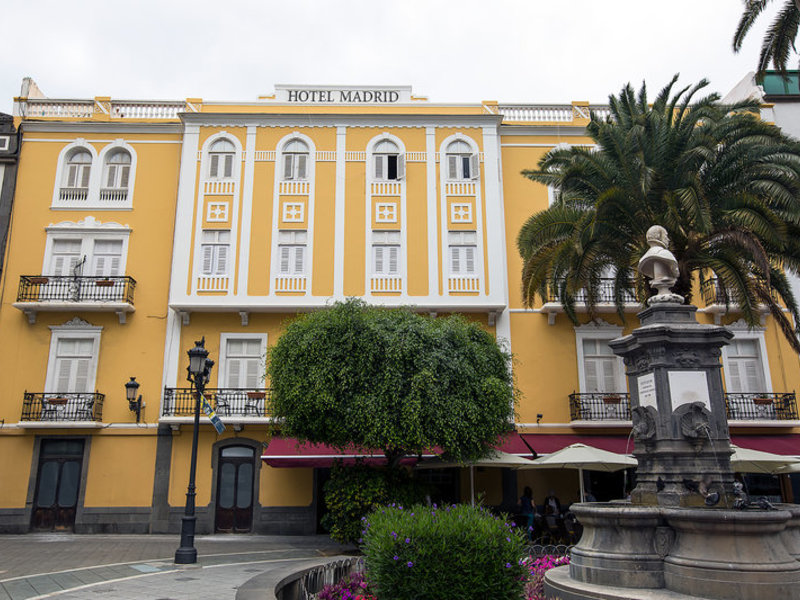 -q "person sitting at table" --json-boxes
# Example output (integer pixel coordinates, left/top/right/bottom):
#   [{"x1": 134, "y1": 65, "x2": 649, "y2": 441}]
[
  {"x1": 544, "y1": 489, "x2": 562, "y2": 515},
  {"x1": 519, "y1": 486, "x2": 536, "y2": 539}
]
